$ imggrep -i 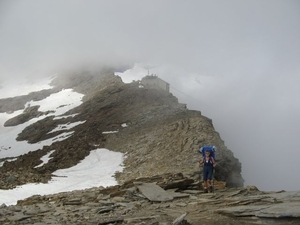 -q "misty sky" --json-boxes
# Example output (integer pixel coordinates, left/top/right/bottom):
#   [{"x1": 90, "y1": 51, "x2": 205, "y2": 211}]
[{"x1": 0, "y1": 0, "x2": 300, "y2": 191}]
